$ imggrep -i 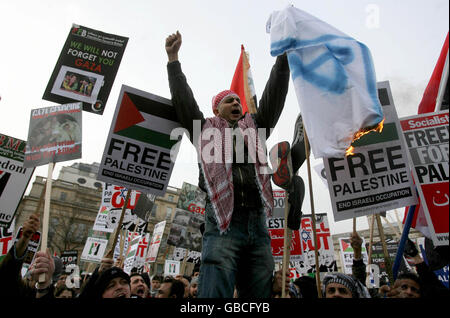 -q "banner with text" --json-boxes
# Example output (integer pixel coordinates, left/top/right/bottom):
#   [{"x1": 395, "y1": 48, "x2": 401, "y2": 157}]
[
  {"x1": 400, "y1": 110, "x2": 449, "y2": 246},
  {"x1": 324, "y1": 81, "x2": 418, "y2": 221},
  {"x1": 98, "y1": 85, "x2": 181, "y2": 196},
  {"x1": 0, "y1": 134, "x2": 34, "y2": 228},
  {"x1": 43, "y1": 24, "x2": 128, "y2": 115}
]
